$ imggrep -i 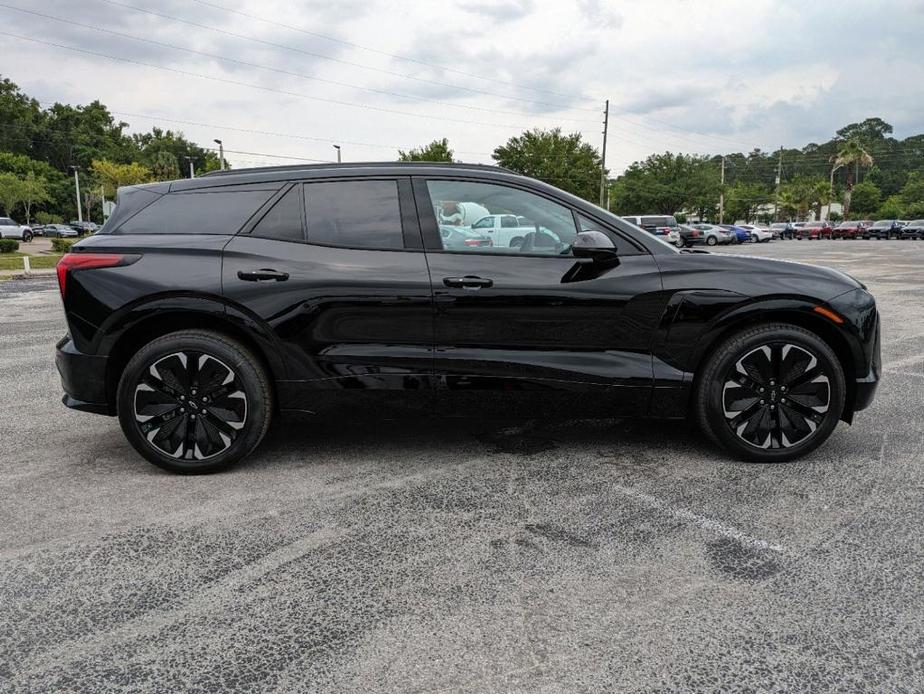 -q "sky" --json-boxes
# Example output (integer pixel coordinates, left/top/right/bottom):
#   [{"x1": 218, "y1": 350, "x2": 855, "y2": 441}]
[{"x1": 2, "y1": 0, "x2": 924, "y2": 174}]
